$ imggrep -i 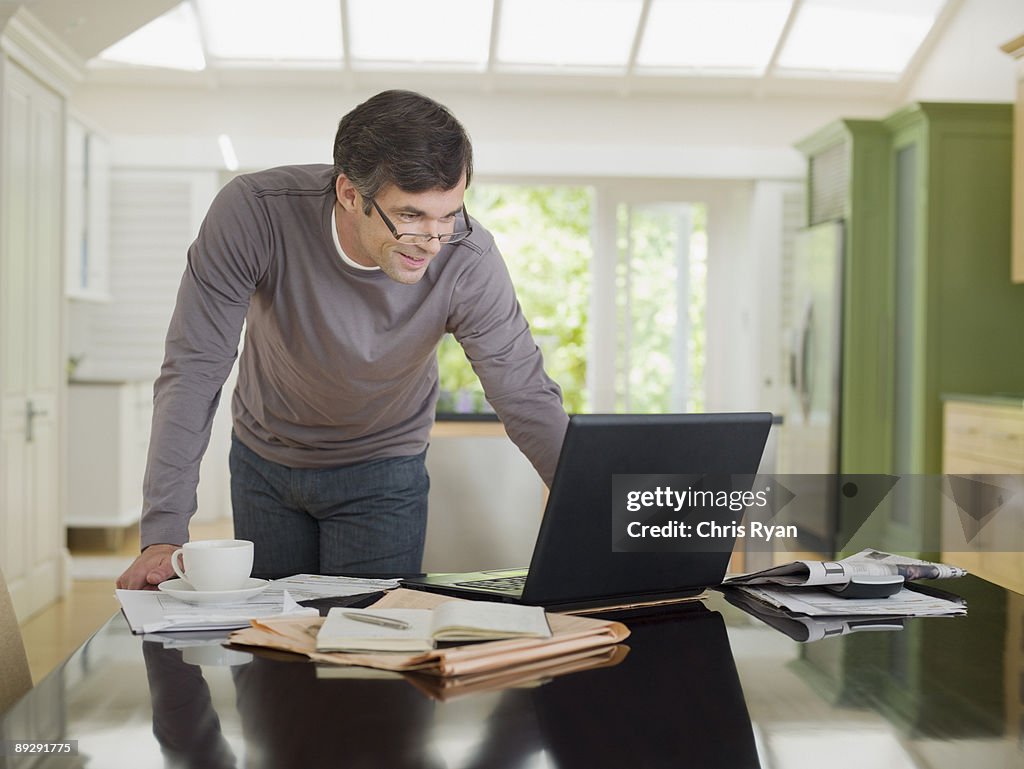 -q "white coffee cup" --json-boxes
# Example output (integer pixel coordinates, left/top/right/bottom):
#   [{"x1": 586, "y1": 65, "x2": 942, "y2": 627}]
[{"x1": 171, "y1": 539, "x2": 254, "y2": 591}]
